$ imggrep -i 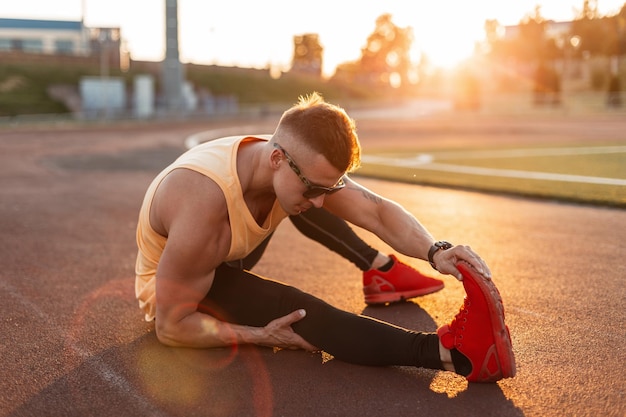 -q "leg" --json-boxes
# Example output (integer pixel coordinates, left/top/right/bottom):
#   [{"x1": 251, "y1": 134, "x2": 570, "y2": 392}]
[
  {"x1": 290, "y1": 207, "x2": 444, "y2": 304},
  {"x1": 199, "y1": 264, "x2": 443, "y2": 369},
  {"x1": 290, "y1": 208, "x2": 377, "y2": 271},
  {"x1": 225, "y1": 233, "x2": 273, "y2": 271}
]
